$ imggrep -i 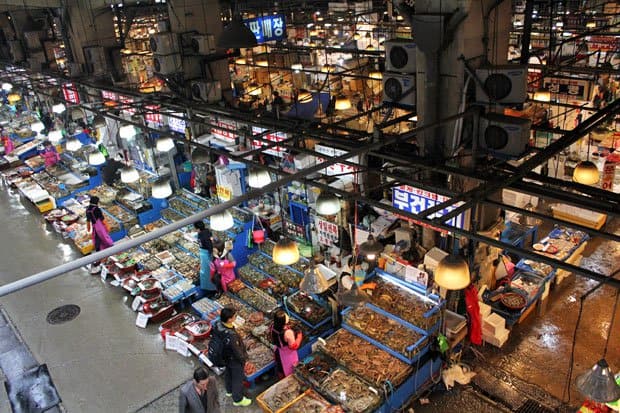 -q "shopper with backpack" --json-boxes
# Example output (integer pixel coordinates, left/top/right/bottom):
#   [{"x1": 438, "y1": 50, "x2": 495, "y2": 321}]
[{"x1": 209, "y1": 307, "x2": 252, "y2": 407}]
